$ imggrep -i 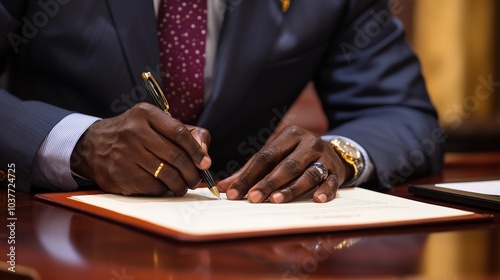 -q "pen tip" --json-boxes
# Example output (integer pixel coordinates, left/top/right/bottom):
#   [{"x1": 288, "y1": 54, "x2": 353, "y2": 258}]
[{"x1": 209, "y1": 186, "x2": 221, "y2": 199}]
